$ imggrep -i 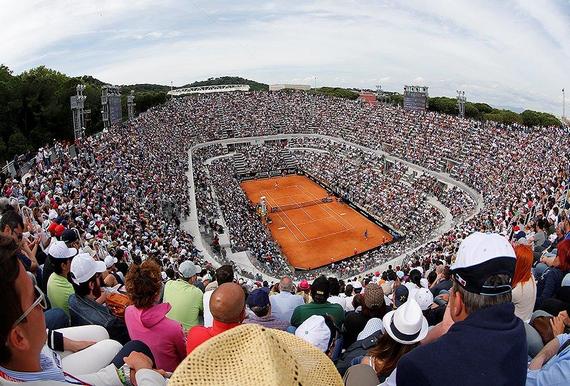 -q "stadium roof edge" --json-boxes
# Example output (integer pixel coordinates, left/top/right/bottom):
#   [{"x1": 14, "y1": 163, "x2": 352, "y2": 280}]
[{"x1": 167, "y1": 84, "x2": 250, "y2": 96}]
